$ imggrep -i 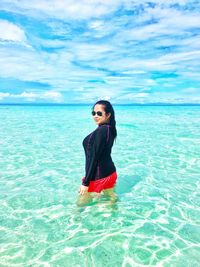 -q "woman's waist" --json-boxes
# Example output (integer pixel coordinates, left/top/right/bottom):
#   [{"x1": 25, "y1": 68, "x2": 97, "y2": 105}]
[
  {"x1": 93, "y1": 164, "x2": 116, "y2": 180},
  {"x1": 97, "y1": 160, "x2": 115, "y2": 169}
]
